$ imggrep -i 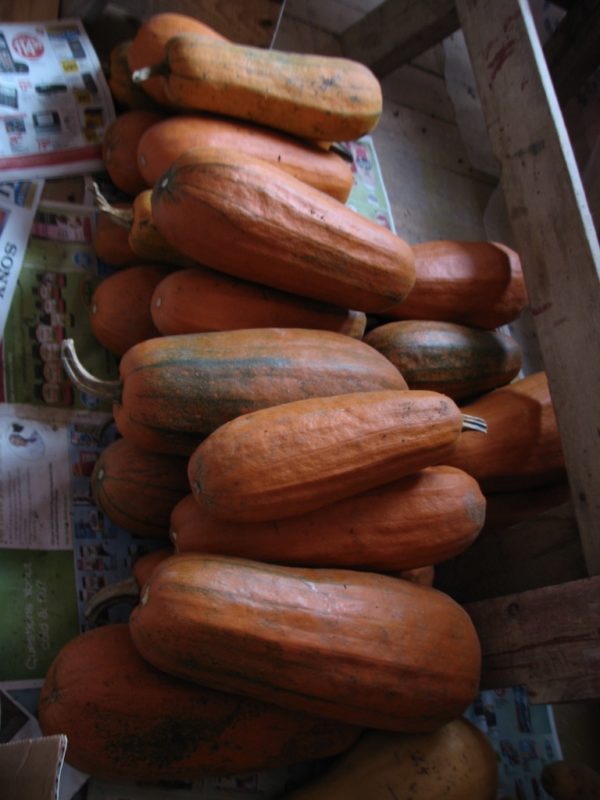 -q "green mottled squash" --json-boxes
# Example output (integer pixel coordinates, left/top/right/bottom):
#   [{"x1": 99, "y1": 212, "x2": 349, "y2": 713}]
[{"x1": 363, "y1": 320, "x2": 522, "y2": 401}]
